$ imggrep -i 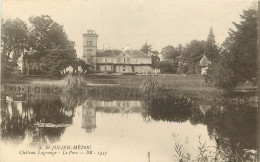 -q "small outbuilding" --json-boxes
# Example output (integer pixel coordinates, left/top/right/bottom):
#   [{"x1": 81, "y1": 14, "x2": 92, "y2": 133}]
[{"x1": 199, "y1": 55, "x2": 211, "y2": 75}]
